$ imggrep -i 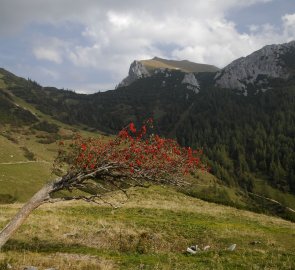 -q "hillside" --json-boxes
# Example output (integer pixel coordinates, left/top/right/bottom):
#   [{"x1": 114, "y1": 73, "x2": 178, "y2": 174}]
[
  {"x1": 215, "y1": 40, "x2": 295, "y2": 95},
  {"x1": 0, "y1": 70, "x2": 106, "y2": 203},
  {"x1": 0, "y1": 186, "x2": 294, "y2": 269},
  {"x1": 1, "y1": 41, "x2": 295, "y2": 216},
  {"x1": 1, "y1": 49, "x2": 295, "y2": 269},
  {"x1": 117, "y1": 57, "x2": 218, "y2": 87},
  {"x1": 140, "y1": 57, "x2": 219, "y2": 73},
  {"x1": 1, "y1": 46, "x2": 295, "y2": 221}
]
